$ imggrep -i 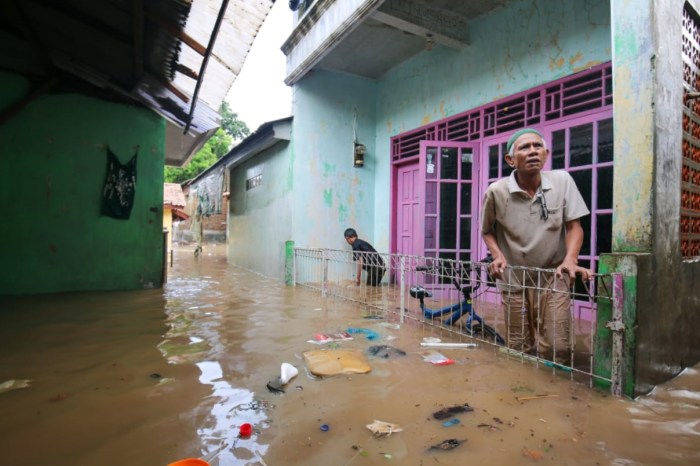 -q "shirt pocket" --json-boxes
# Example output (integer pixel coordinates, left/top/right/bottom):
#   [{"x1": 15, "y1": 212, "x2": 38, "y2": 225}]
[{"x1": 546, "y1": 204, "x2": 564, "y2": 230}]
